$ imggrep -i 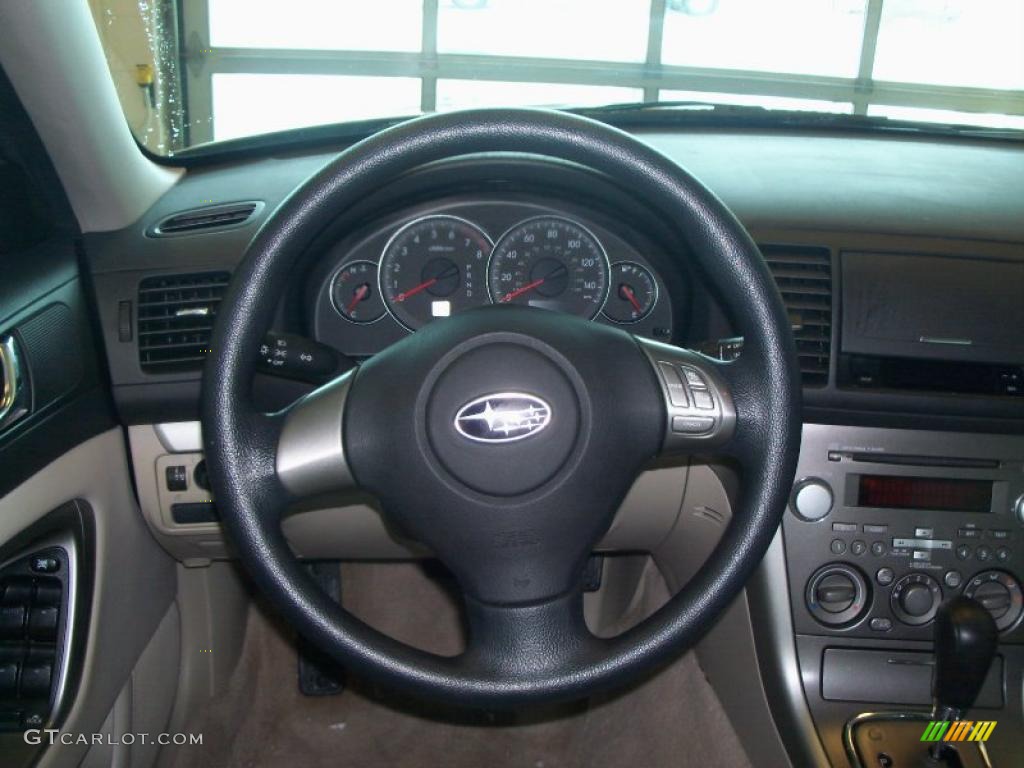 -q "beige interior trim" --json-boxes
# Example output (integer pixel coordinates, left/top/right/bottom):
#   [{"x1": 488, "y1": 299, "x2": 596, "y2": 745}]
[
  {"x1": 0, "y1": 1, "x2": 181, "y2": 232},
  {"x1": 0, "y1": 428, "x2": 177, "y2": 768}
]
